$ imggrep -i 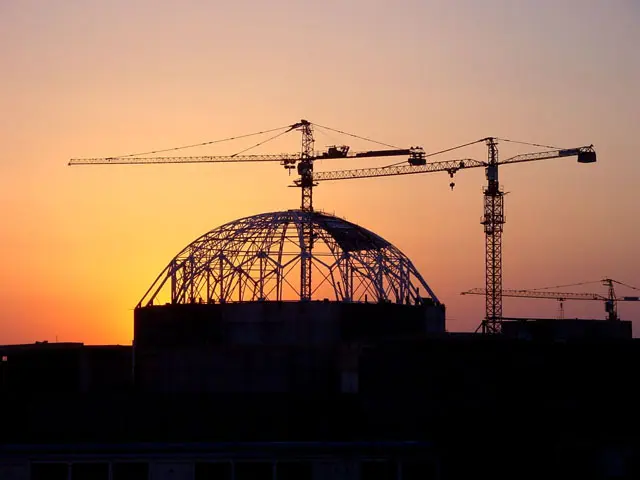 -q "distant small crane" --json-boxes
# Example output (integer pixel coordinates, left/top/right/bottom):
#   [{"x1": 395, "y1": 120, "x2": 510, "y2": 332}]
[{"x1": 461, "y1": 278, "x2": 640, "y2": 321}]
